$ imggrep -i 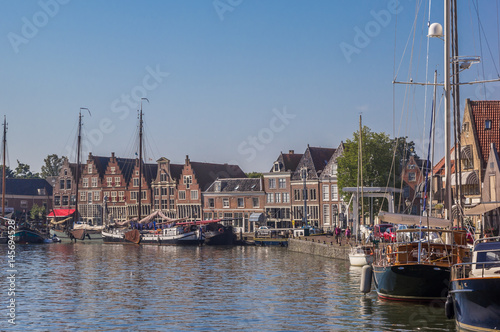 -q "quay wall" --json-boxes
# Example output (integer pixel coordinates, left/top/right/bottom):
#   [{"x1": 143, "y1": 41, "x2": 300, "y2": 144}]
[{"x1": 288, "y1": 237, "x2": 349, "y2": 261}]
